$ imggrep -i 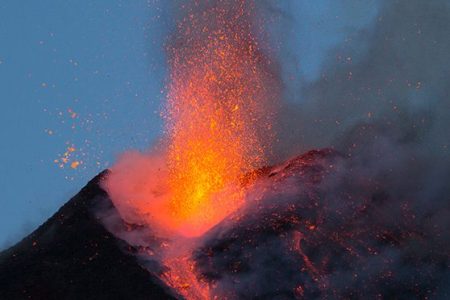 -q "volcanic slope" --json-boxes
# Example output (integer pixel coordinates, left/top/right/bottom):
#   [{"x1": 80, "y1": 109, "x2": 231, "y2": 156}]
[
  {"x1": 0, "y1": 171, "x2": 177, "y2": 300},
  {"x1": 1, "y1": 149, "x2": 448, "y2": 299},
  {"x1": 192, "y1": 149, "x2": 449, "y2": 299}
]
